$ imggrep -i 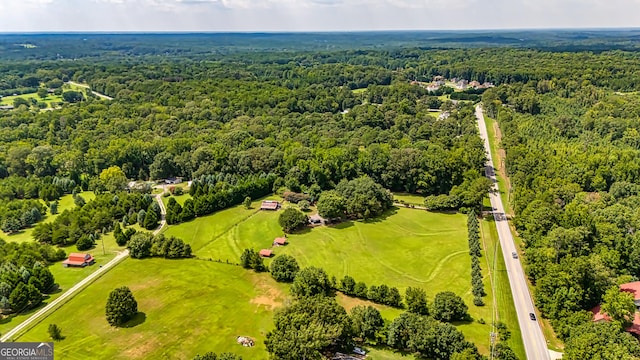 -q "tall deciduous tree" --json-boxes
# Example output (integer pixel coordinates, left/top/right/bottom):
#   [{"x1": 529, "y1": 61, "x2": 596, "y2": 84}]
[
  {"x1": 405, "y1": 287, "x2": 429, "y2": 315},
  {"x1": 278, "y1": 207, "x2": 308, "y2": 233},
  {"x1": 269, "y1": 255, "x2": 300, "y2": 283},
  {"x1": 99, "y1": 166, "x2": 128, "y2": 193},
  {"x1": 265, "y1": 296, "x2": 351, "y2": 360},
  {"x1": 432, "y1": 291, "x2": 468, "y2": 322},
  {"x1": 601, "y1": 286, "x2": 636, "y2": 329},
  {"x1": 317, "y1": 190, "x2": 346, "y2": 219},
  {"x1": 290, "y1": 266, "x2": 332, "y2": 298},
  {"x1": 350, "y1": 305, "x2": 384, "y2": 342}
]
